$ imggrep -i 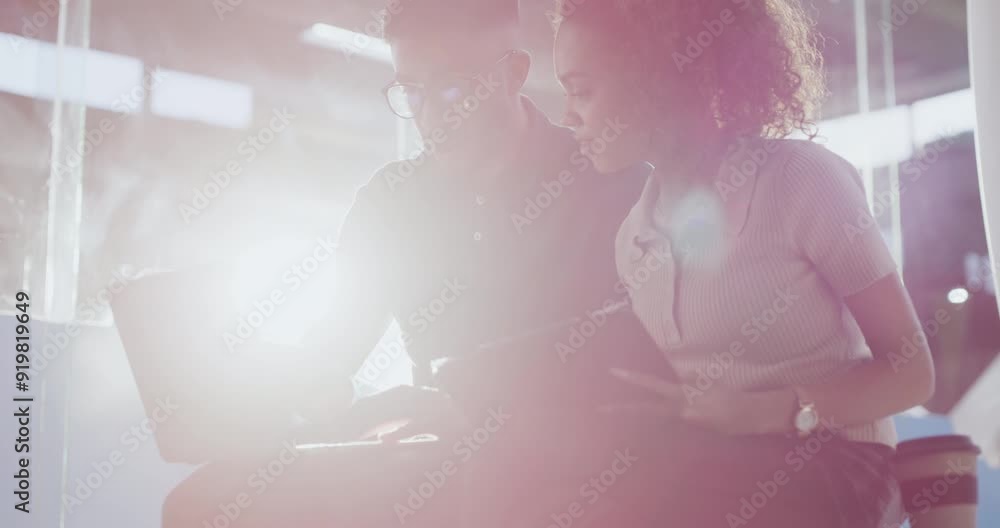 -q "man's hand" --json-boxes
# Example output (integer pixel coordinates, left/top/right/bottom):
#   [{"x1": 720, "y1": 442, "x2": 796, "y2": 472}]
[{"x1": 342, "y1": 385, "x2": 466, "y2": 441}]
